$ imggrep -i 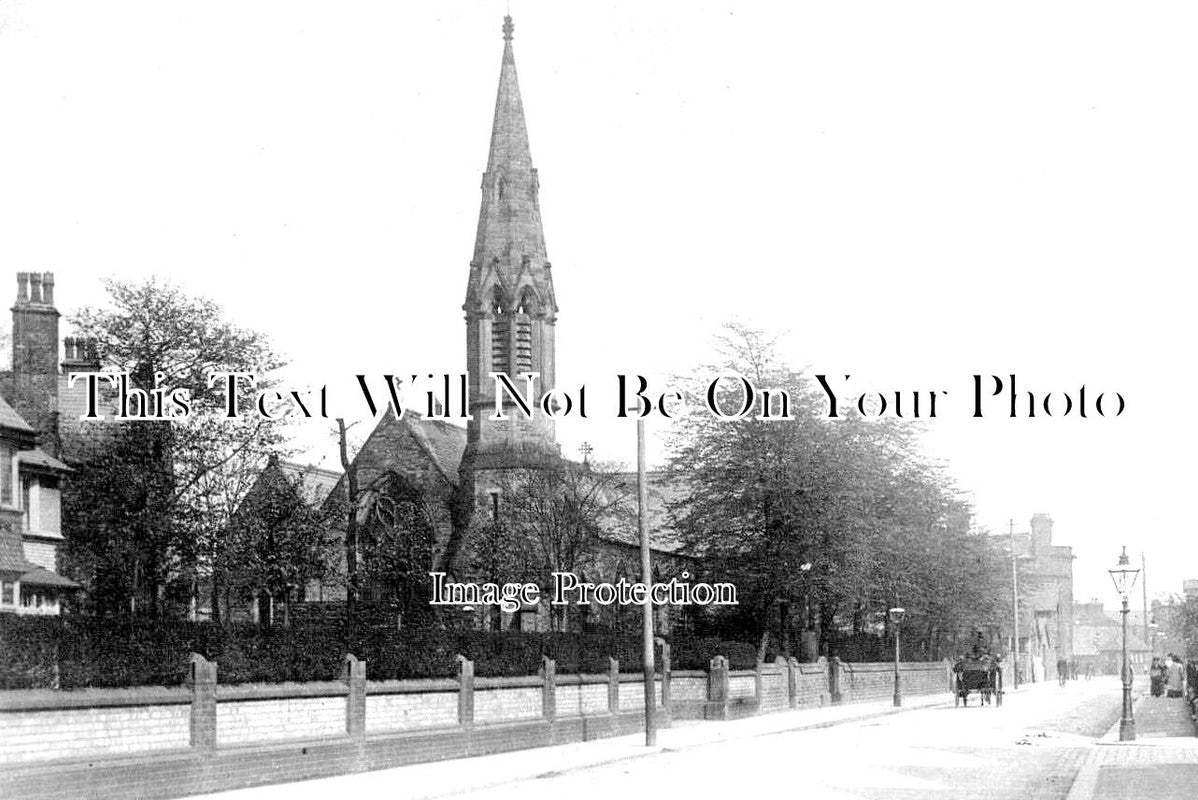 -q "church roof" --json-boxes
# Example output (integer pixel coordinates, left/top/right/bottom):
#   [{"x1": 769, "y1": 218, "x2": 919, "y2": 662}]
[
  {"x1": 278, "y1": 461, "x2": 342, "y2": 506},
  {"x1": 602, "y1": 471, "x2": 687, "y2": 554},
  {"x1": 316, "y1": 409, "x2": 686, "y2": 554},
  {"x1": 406, "y1": 415, "x2": 469, "y2": 481},
  {"x1": 322, "y1": 411, "x2": 467, "y2": 510}
]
